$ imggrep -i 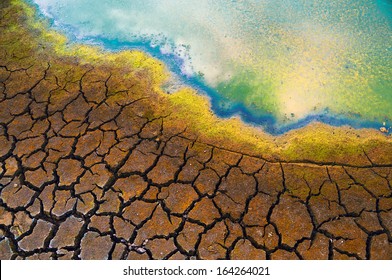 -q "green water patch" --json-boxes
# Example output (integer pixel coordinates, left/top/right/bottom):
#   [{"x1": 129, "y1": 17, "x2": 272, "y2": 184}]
[
  {"x1": 216, "y1": 71, "x2": 278, "y2": 117},
  {"x1": 368, "y1": 78, "x2": 392, "y2": 122}
]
